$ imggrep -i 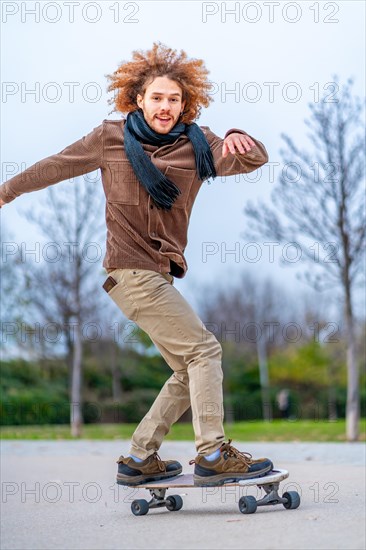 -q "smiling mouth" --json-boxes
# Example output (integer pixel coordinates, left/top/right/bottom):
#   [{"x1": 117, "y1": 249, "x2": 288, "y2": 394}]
[{"x1": 156, "y1": 116, "x2": 171, "y2": 123}]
